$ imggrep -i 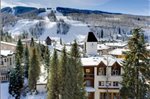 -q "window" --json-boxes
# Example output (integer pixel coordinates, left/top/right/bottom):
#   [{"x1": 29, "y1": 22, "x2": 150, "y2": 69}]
[
  {"x1": 106, "y1": 81, "x2": 111, "y2": 86},
  {"x1": 98, "y1": 67, "x2": 106, "y2": 75},
  {"x1": 4, "y1": 59, "x2": 6, "y2": 62},
  {"x1": 112, "y1": 70, "x2": 120, "y2": 75},
  {"x1": 86, "y1": 69, "x2": 90, "y2": 73},
  {"x1": 113, "y1": 82, "x2": 119, "y2": 86},
  {"x1": 1, "y1": 61, "x2": 3, "y2": 65},
  {"x1": 99, "y1": 81, "x2": 104, "y2": 86}
]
